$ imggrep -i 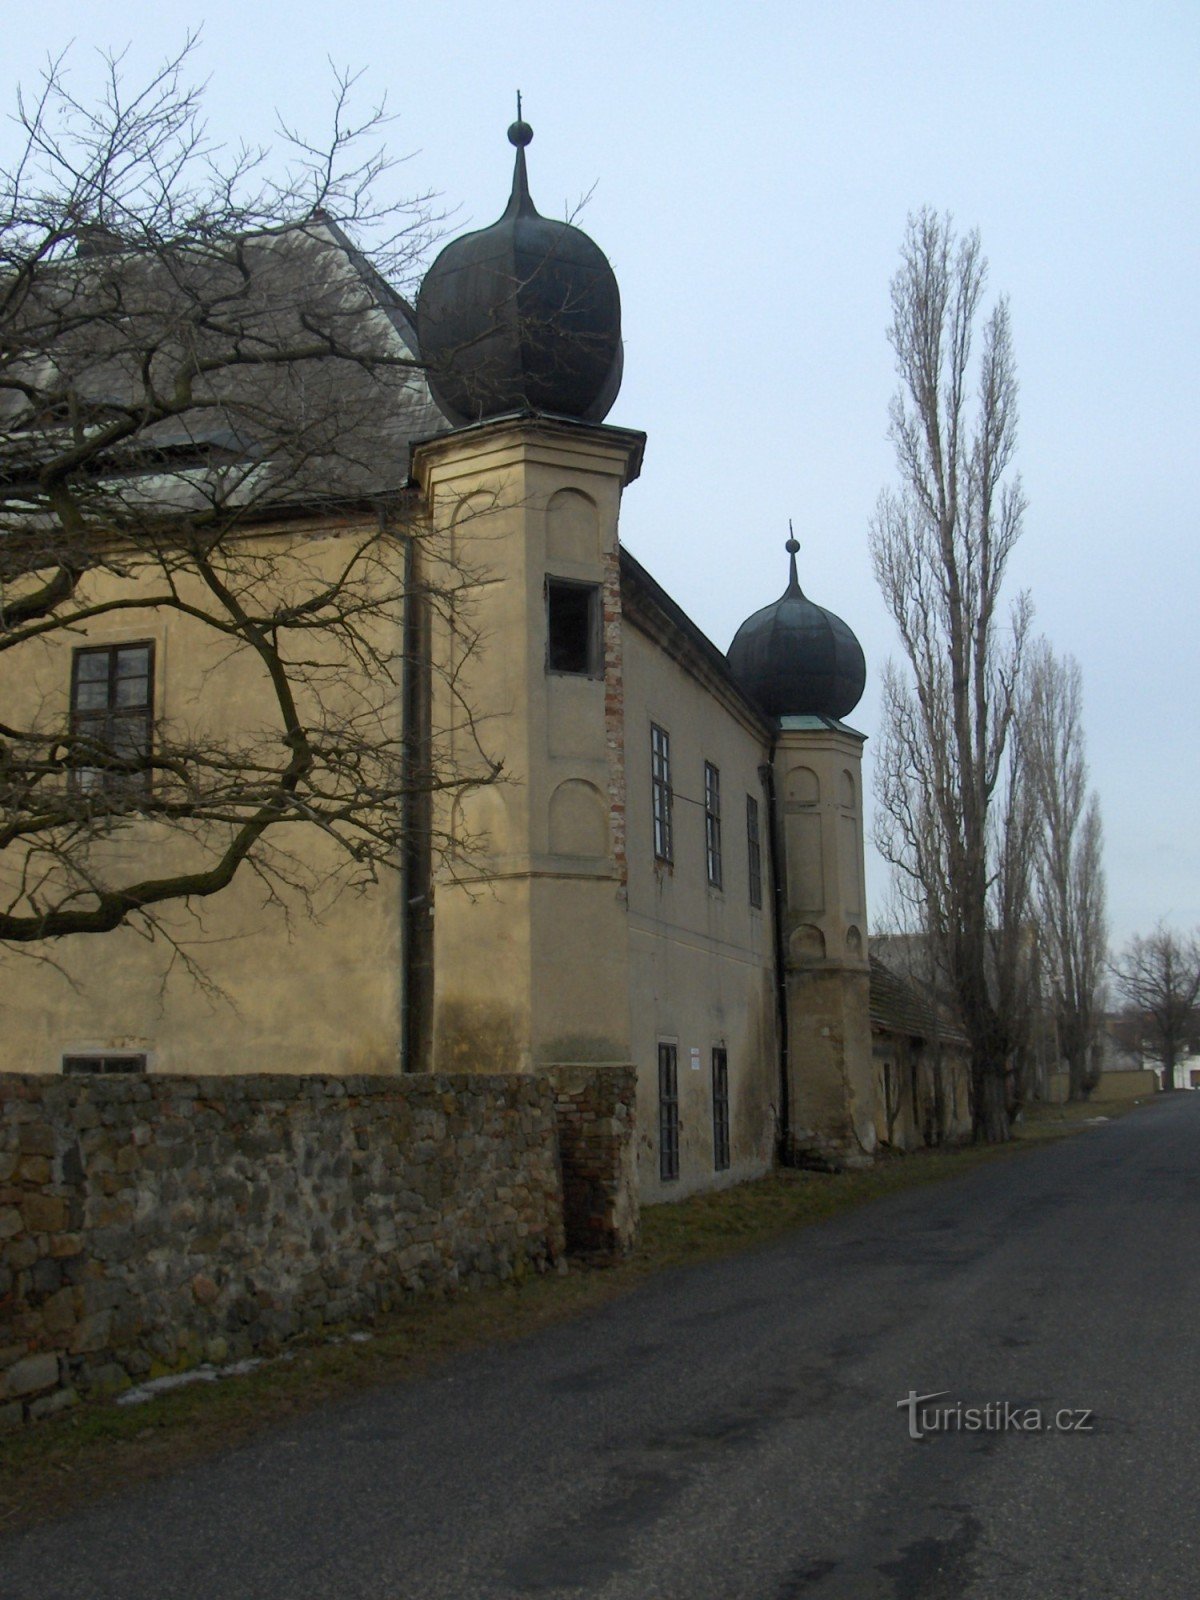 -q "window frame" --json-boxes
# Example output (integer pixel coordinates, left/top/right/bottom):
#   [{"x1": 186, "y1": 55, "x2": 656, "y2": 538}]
[
  {"x1": 704, "y1": 761, "x2": 722, "y2": 889},
  {"x1": 545, "y1": 576, "x2": 603, "y2": 678},
  {"x1": 69, "y1": 640, "x2": 155, "y2": 796},
  {"x1": 62, "y1": 1053, "x2": 148, "y2": 1076},
  {"x1": 651, "y1": 724, "x2": 673, "y2": 864},
  {"x1": 746, "y1": 793, "x2": 763, "y2": 909},
  {"x1": 658, "y1": 1041, "x2": 680, "y2": 1182},
  {"x1": 712, "y1": 1046, "x2": 730, "y2": 1171}
]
